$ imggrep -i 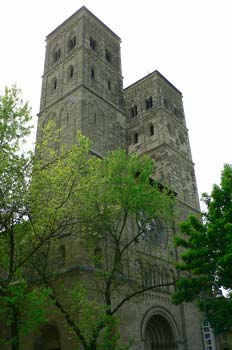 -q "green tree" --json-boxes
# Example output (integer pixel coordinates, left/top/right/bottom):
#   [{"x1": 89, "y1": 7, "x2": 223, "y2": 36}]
[
  {"x1": 0, "y1": 86, "x2": 54, "y2": 350},
  {"x1": 0, "y1": 86, "x2": 176, "y2": 349},
  {"x1": 32, "y1": 139, "x2": 176, "y2": 350},
  {"x1": 173, "y1": 164, "x2": 232, "y2": 333}
]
